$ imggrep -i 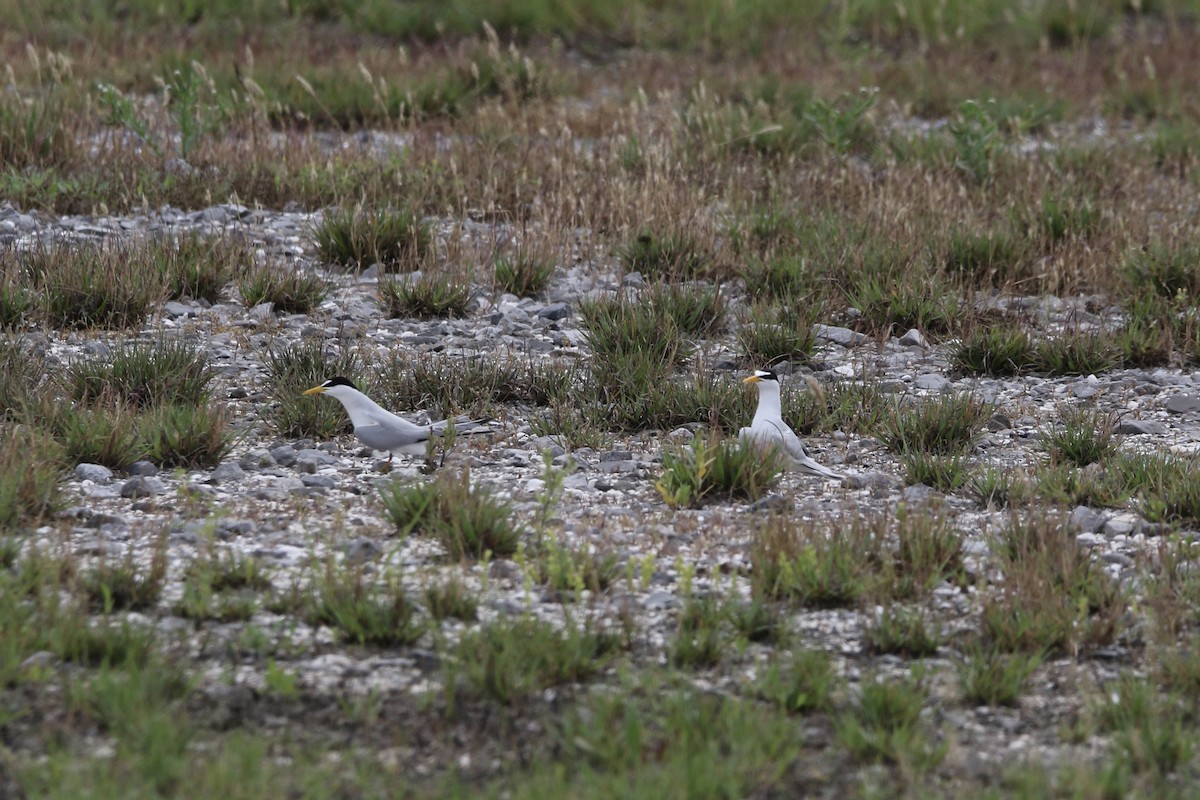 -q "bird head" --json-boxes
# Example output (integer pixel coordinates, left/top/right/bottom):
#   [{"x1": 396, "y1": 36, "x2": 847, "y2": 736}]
[
  {"x1": 303, "y1": 376, "x2": 358, "y2": 397},
  {"x1": 742, "y1": 369, "x2": 779, "y2": 386}
]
